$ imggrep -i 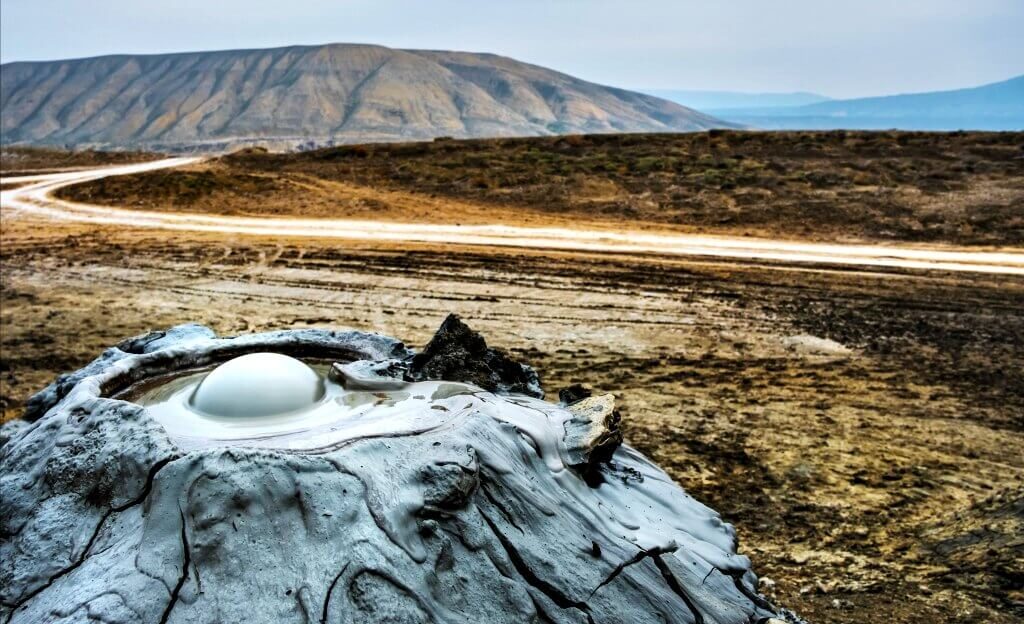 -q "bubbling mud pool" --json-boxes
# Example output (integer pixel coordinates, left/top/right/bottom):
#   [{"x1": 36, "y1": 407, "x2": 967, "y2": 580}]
[
  {"x1": 118, "y1": 353, "x2": 579, "y2": 468},
  {"x1": 120, "y1": 354, "x2": 532, "y2": 452}
]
